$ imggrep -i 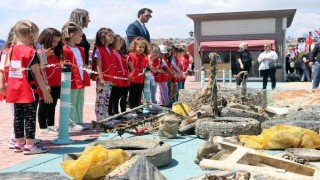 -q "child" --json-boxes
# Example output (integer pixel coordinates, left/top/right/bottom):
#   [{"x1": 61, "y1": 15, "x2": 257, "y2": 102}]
[
  {"x1": 177, "y1": 47, "x2": 189, "y2": 90},
  {"x1": 61, "y1": 22, "x2": 91, "y2": 130},
  {"x1": 0, "y1": 27, "x2": 15, "y2": 101},
  {"x1": 108, "y1": 34, "x2": 130, "y2": 115},
  {"x1": 3, "y1": 20, "x2": 52, "y2": 154},
  {"x1": 91, "y1": 28, "x2": 115, "y2": 121},
  {"x1": 163, "y1": 44, "x2": 182, "y2": 105},
  {"x1": 150, "y1": 44, "x2": 174, "y2": 108},
  {"x1": 37, "y1": 28, "x2": 63, "y2": 135},
  {"x1": 127, "y1": 37, "x2": 150, "y2": 113},
  {"x1": 149, "y1": 44, "x2": 160, "y2": 107}
]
